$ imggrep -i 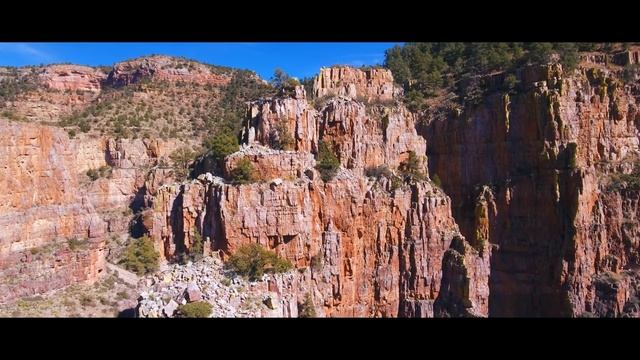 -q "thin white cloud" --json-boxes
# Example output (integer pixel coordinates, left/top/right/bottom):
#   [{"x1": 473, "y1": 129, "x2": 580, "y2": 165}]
[{"x1": 0, "y1": 43, "x2": 54, "y2": 62}]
